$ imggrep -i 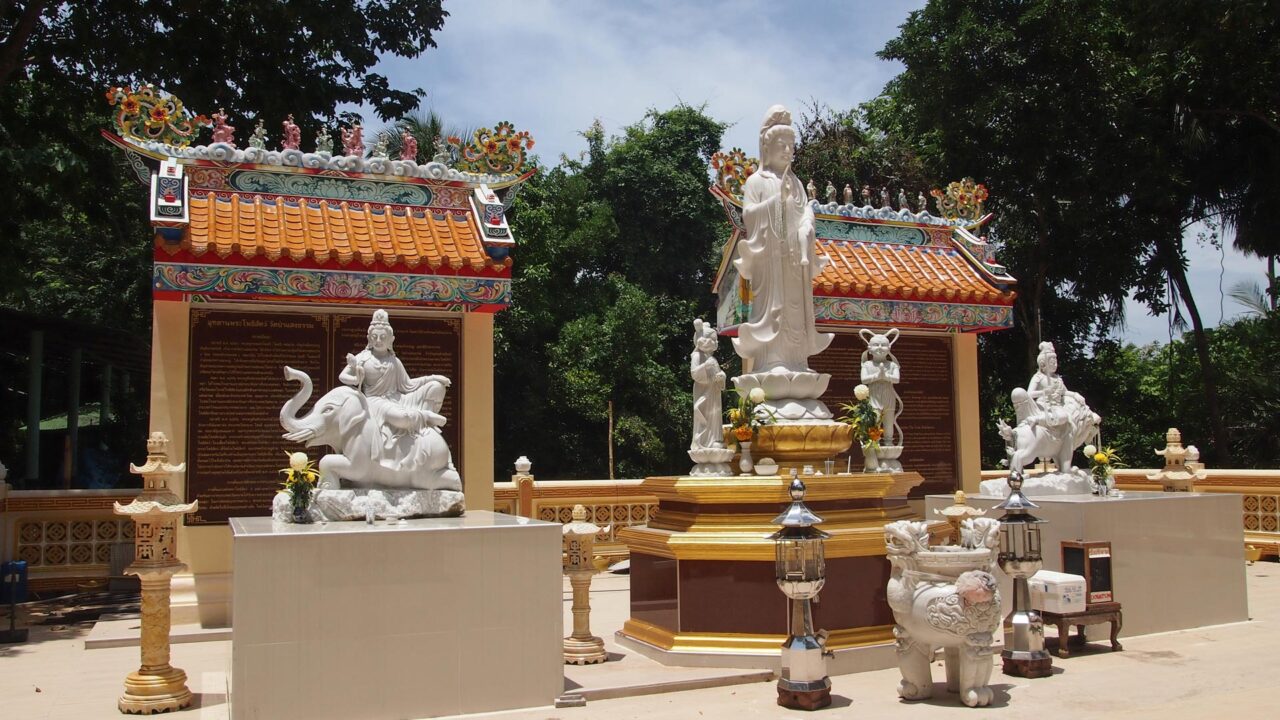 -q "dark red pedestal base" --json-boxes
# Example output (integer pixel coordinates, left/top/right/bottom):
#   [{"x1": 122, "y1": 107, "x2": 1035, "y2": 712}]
[
  {"x1": 778, "y1": 686, "x2": 832, "y2": 711},
  {"x1": 1003, "y1": 656, "x2": 1053, "y2": 678}
]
